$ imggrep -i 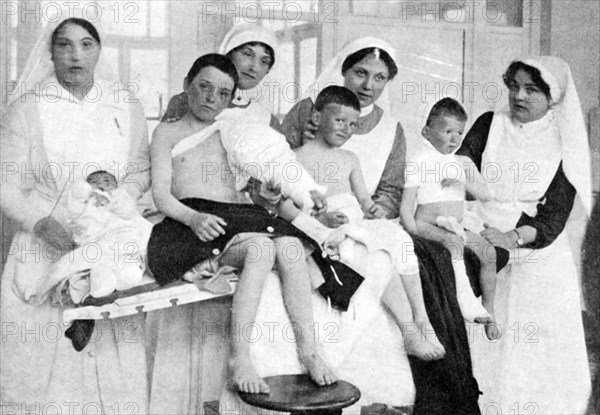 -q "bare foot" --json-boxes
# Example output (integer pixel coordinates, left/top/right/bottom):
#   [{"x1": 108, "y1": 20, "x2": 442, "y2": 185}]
[
  {"x1": 299, "y1": 352, "x2": 337, "y2": 386},
  {"x1": 484, "y1": 320, "x2": 501, "y2": 341},
  {"x1": 403, "y1": 327, "x2": 446, "y2": 361},
  {"x1": 229, "y1": 356, "x2": 270, "y2": 394},
  {"x1": 458, "y1": 293, "x2": 492, "y2": 323},
  {"x1": 415, "y1": 320, "x2": 445, "y2": 352},
  {"x1": 473, "y1": 315, "x2": 494, "y2": 325}
]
